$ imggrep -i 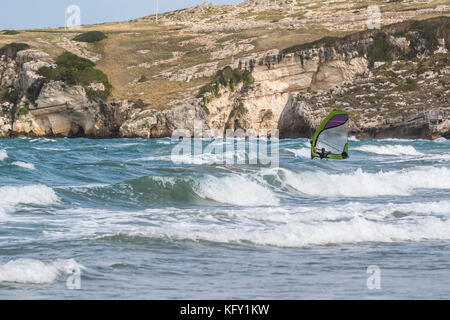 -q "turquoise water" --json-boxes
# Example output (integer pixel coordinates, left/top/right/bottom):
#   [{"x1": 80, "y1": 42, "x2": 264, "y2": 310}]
[{"x1": 0, "y1": 137, "x2": 449, "y2": 299}]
